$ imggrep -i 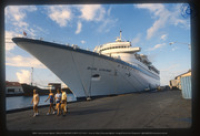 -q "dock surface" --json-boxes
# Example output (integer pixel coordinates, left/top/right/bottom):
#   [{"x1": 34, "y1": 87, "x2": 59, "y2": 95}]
[{"x1": 6, "y1": 90, "x2": 191, "y2": 130}]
